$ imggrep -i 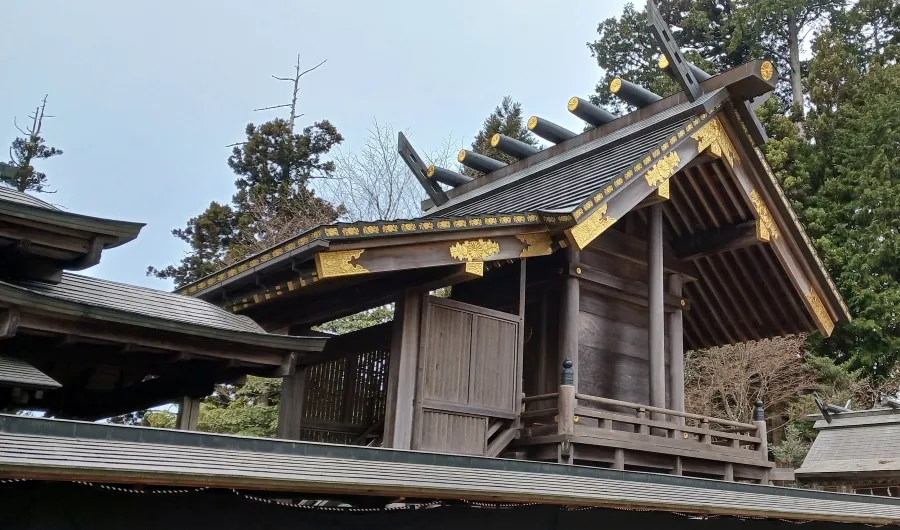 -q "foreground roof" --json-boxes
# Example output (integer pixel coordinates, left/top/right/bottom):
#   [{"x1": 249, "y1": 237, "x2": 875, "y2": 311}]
[
  {"x1": 797, "y1": 408, "x2": 900, "y2": 481},
  {"x1": 0, "y1": 414, "x2": 898, "y2": 525}
]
